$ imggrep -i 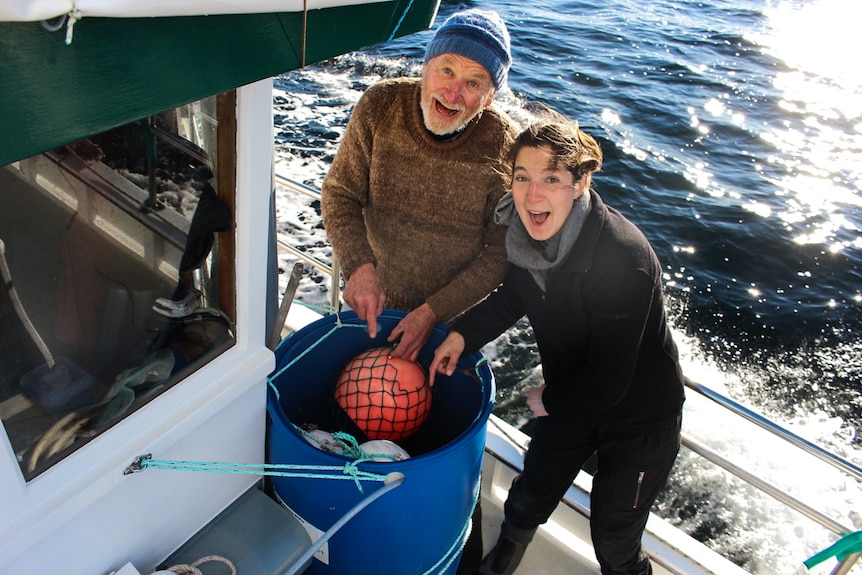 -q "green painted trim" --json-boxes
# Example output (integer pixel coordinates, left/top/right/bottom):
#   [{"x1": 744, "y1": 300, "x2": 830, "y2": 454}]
[{"x1": 0, "y1": 0, "x2": 439, "y2": 166}]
